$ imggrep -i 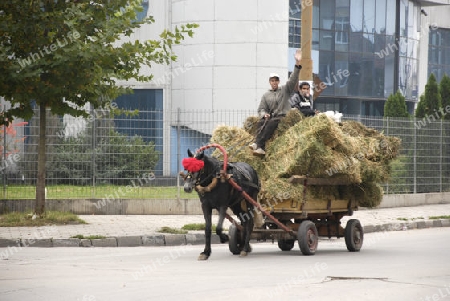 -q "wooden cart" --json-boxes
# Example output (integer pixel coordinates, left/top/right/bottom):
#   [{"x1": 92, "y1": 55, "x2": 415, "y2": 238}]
[{"x1": 228, "y1": 175, "x2": 364, "y2": 256}]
